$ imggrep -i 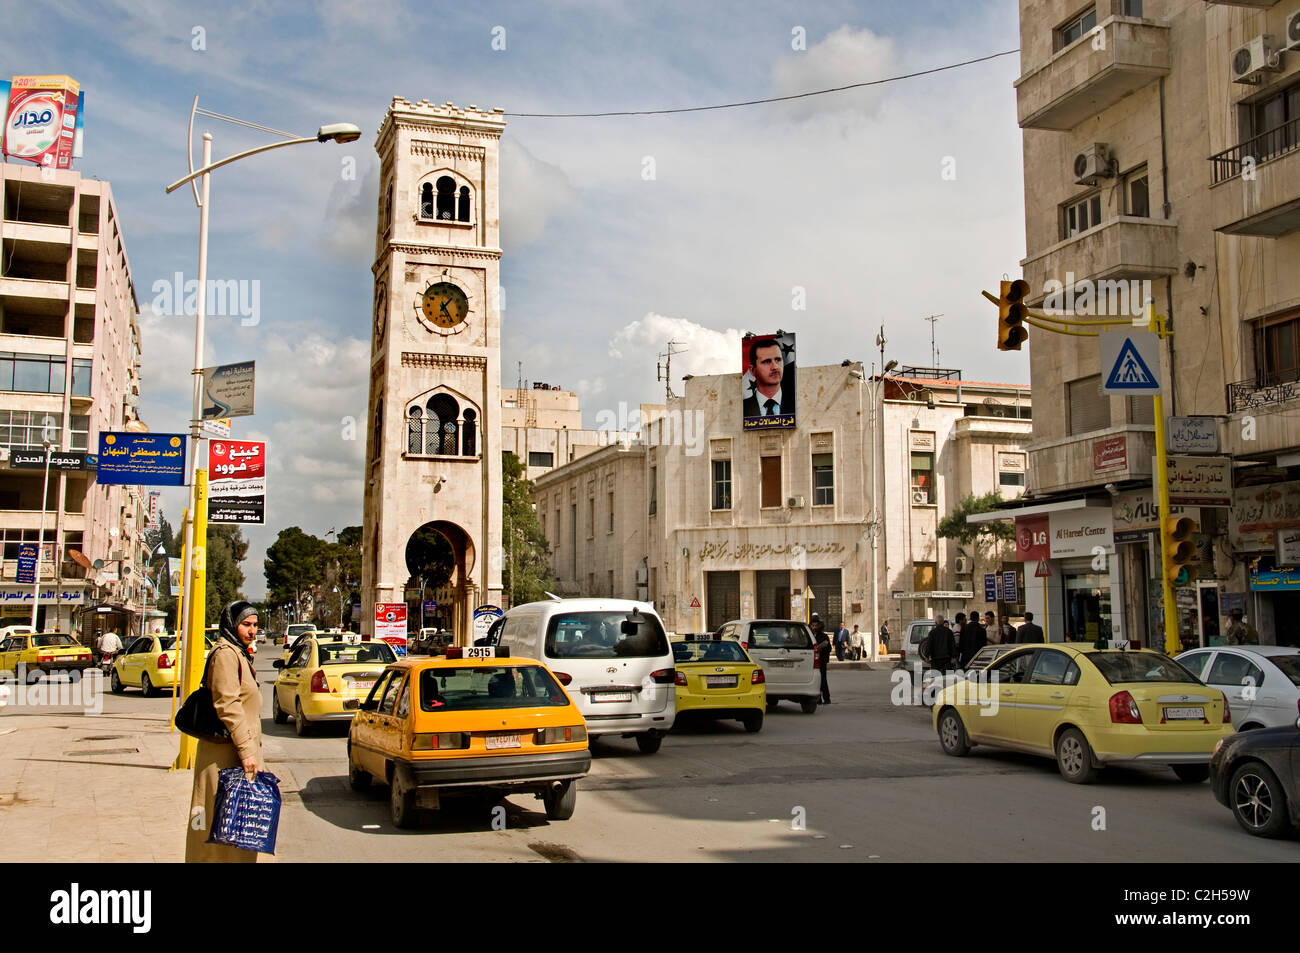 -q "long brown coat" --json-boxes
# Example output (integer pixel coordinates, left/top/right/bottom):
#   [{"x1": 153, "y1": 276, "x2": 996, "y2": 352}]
[{"x1": 185, "y1": 640, "x2": 265, "y2": 863}]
